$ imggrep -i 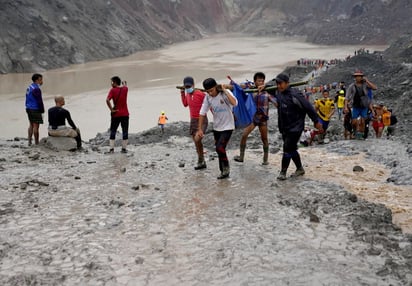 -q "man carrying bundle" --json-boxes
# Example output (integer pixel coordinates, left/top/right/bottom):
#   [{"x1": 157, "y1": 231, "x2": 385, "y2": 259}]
[{"x1": 233, "y1": 72, "x2": 277, "y2": 165}]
